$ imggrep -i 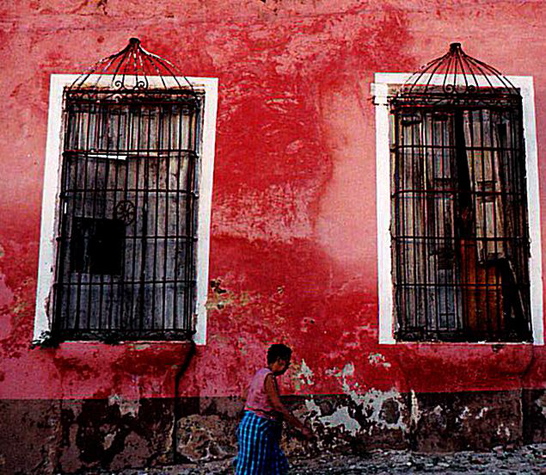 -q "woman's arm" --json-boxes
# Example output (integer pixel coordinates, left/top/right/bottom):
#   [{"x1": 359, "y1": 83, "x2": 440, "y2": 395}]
[{"x1": 264, "y1": 374, "x2": 312, "y2": 438}]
